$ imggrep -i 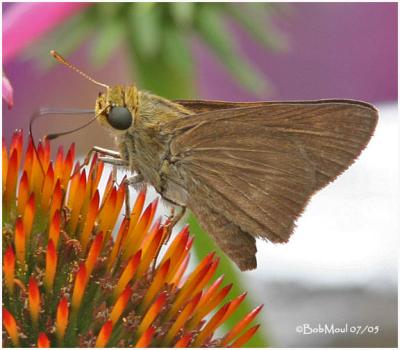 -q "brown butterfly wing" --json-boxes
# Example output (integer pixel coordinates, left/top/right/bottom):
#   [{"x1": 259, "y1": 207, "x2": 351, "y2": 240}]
[
  {"x1": 173, "y1": 99, "x2": 273, "y2": 113},
  {"x1": 163, "y1": 101, "x2": 378, "y2": 270},
  {"x1": 188, "y1": 199, "x2": 258, "y2": 271}
]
